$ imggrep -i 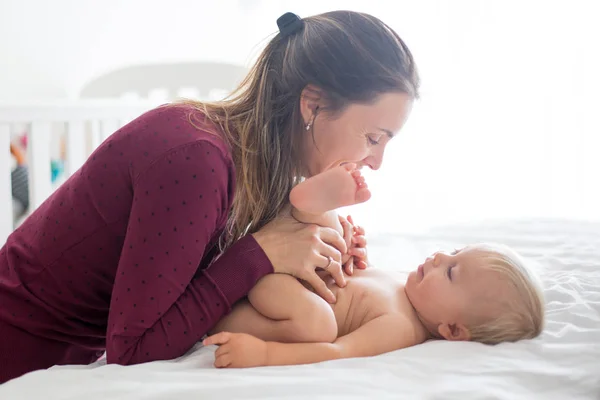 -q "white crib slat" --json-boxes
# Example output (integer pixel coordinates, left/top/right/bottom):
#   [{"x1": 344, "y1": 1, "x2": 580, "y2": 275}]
[
  {"x1": 0, "y1": 124, "x2": 13, "y2": 244},
  {"x1": 89, "y1": 120, "x2": 102, "y2": 153},
  {"x1": 28, "y1": 122, "x2": 53, "y2": 210},
  {"x1": 66, "y1": 121, "x2": 87, "y2": 175},
  {"x1": 100, "y1": 119, "x2": 119, "y2": 141}
]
